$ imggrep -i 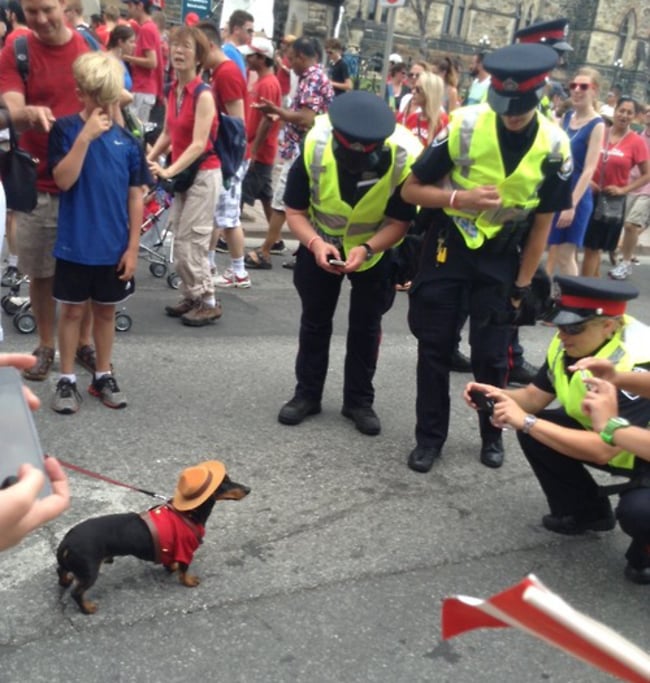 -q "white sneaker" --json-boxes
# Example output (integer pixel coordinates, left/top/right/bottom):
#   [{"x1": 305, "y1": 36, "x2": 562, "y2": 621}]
[
  {"x1": 609, "y1": 262, "x2": 631, "y2": 280},
  {"x1": 213, "y1": 268, "x2": 251, "y2": 288}
]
